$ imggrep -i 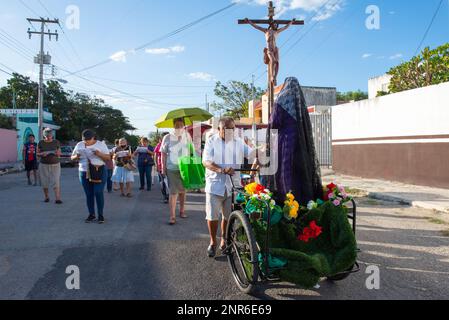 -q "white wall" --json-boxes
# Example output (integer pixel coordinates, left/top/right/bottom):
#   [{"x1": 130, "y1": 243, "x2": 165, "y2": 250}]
[
  {"x1": 333, "y1": 81, "x2": 449, "y2": 141},
  {"x1": 368, "y1": 74, "x2": 392, "y2": 99}
]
